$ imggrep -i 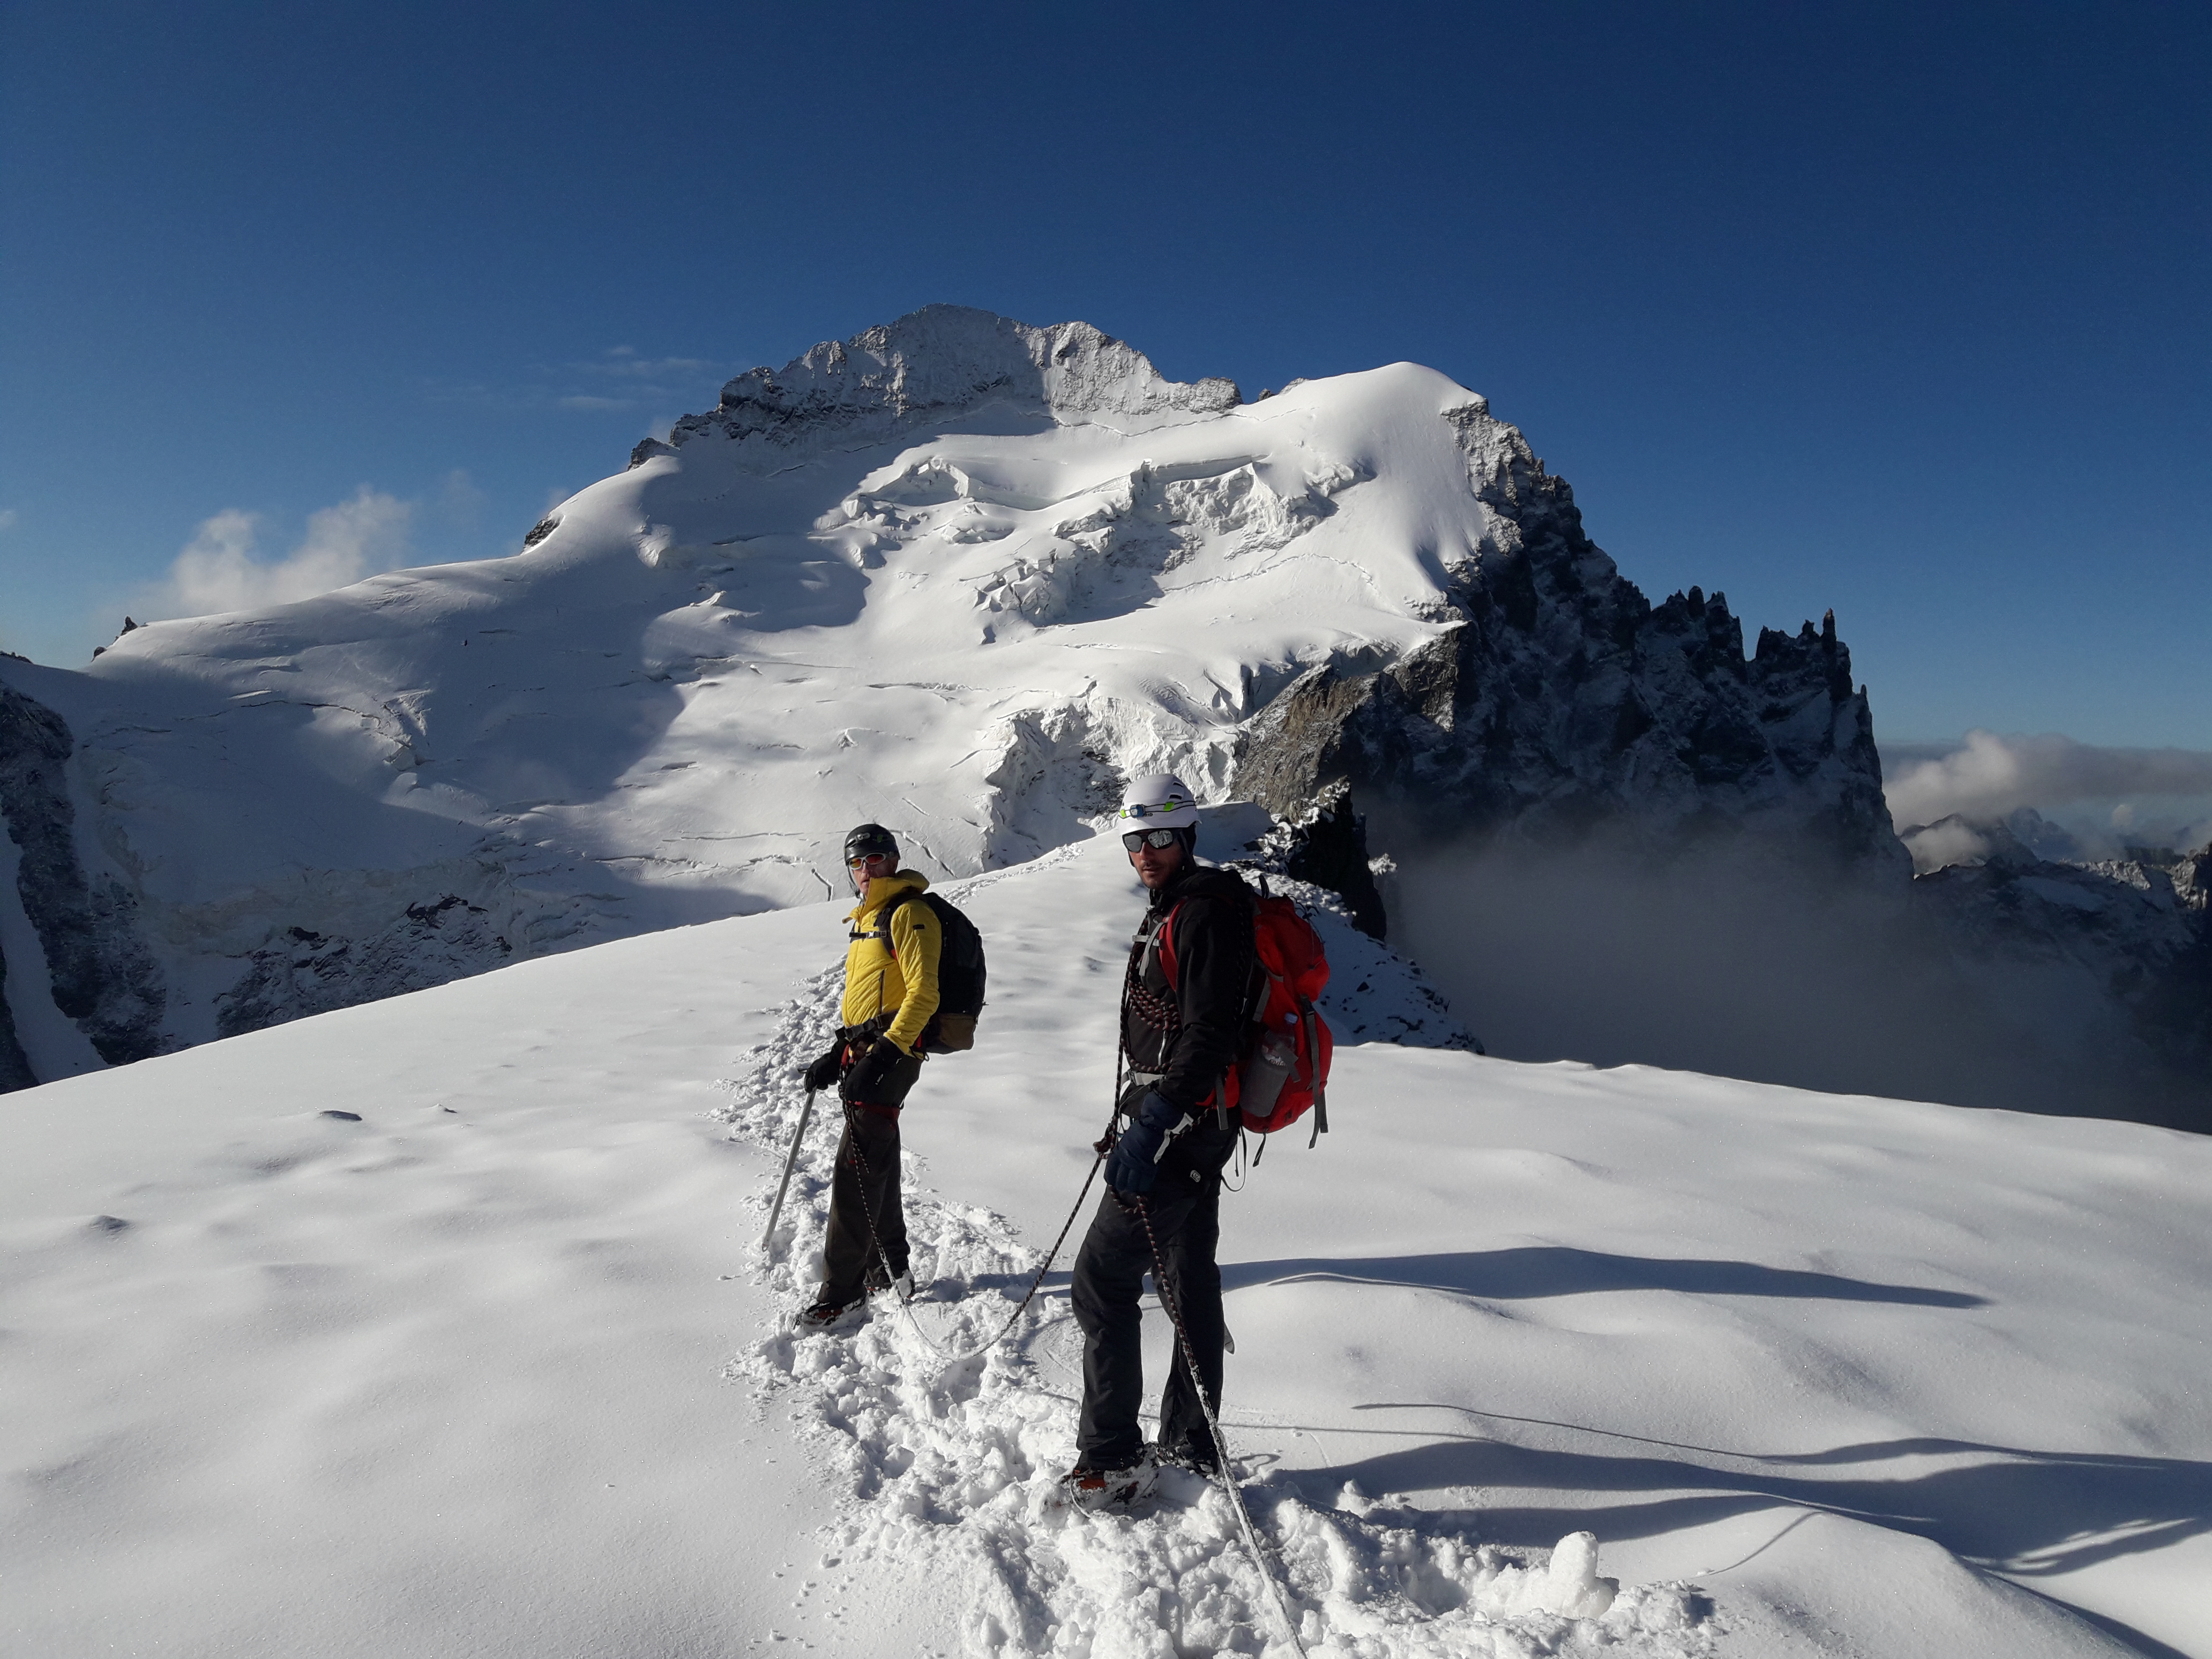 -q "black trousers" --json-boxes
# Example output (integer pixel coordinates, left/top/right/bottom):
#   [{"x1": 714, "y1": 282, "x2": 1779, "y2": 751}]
[
  {"x1": 1070, "y1": 1116, "x2": 1239, "y2": 1469},
  {"x1": 820, "y1": 1044, "x2": 923, "y2": 1304},
  {"x1": 821, "y1": 1107, "x2": 908, "y2": 1303}
]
